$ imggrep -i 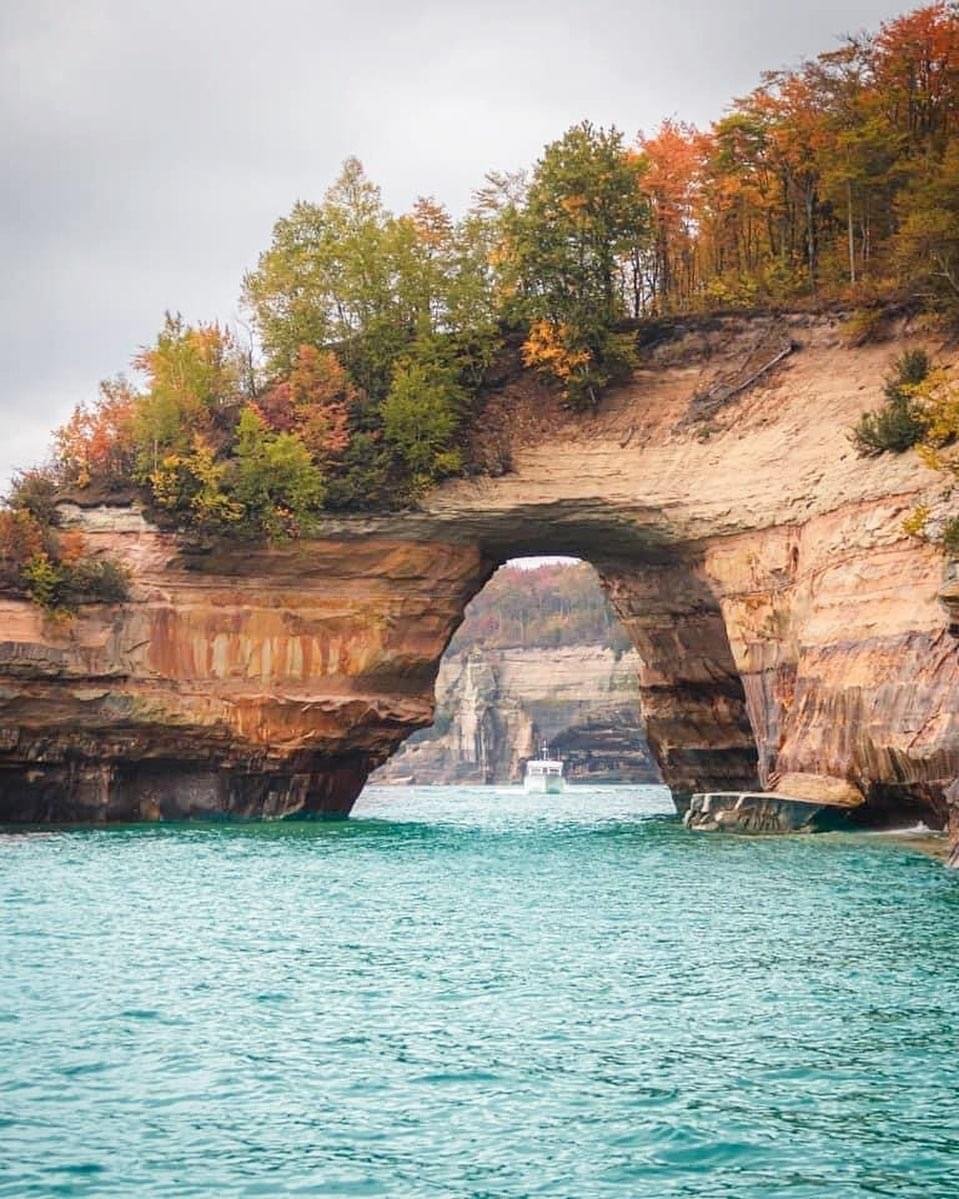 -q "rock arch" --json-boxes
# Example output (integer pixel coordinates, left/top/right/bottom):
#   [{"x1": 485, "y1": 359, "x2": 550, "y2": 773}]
[{"x1": 0, "y1": 315, "x2": 956, "y2": 833}]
